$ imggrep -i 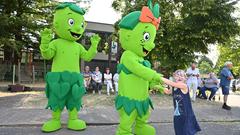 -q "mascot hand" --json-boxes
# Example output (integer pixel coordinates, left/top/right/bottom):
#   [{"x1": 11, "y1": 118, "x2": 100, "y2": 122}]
[
  {"x1": 149, "y1": 81, "x2": 165, "y2": 94},
  {"x1": 90, "y1": 34, "x2": 101, "y2": 47},
  {"x1": 153, "y1": 73, "x2": 163, "y2": 84},
  {"x1": 40, "y1": 28, "x2": 53, "y2": 47}
]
